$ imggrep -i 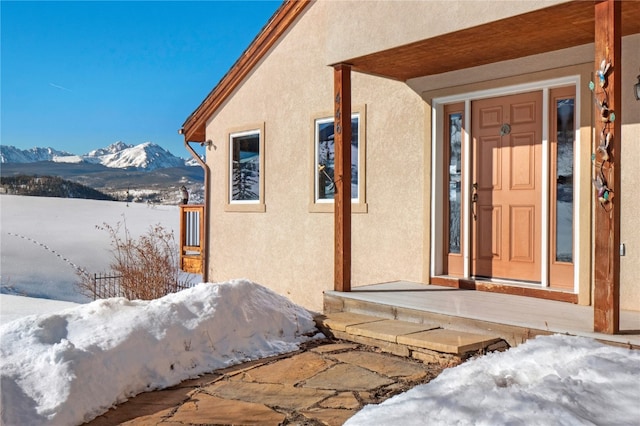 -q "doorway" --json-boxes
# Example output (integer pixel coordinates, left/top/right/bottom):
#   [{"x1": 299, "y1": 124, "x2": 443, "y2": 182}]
[
  {"x1": 434, "y1": 79, "x2": 578, "y2": 293},
  {"x1": 471, "y1": 91, "x2": 542, "y2": 282}
]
